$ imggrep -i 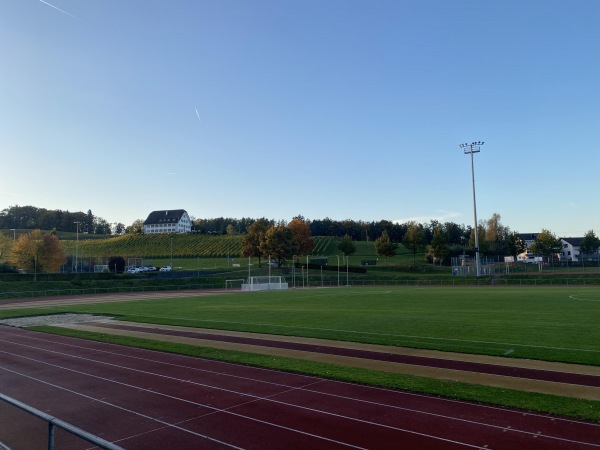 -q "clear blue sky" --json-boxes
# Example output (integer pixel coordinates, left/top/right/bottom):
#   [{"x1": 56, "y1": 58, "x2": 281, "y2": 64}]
[{"x1": 1, "y1": 0, "x2": 599, "y2": 237}]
